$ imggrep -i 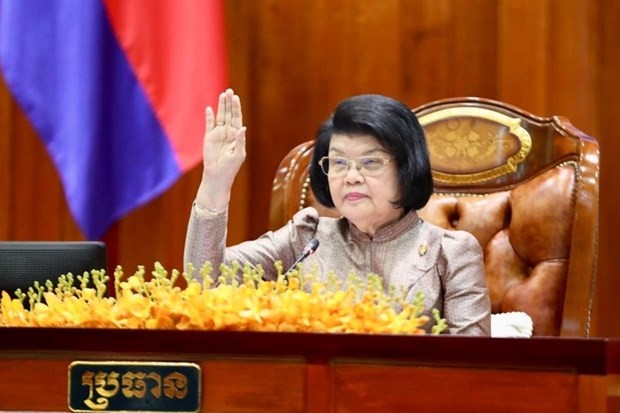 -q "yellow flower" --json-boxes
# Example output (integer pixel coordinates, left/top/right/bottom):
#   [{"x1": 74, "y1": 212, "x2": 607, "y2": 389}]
[{"x1": 0, "y1": 262, "x2": 446, "y2": 335}]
